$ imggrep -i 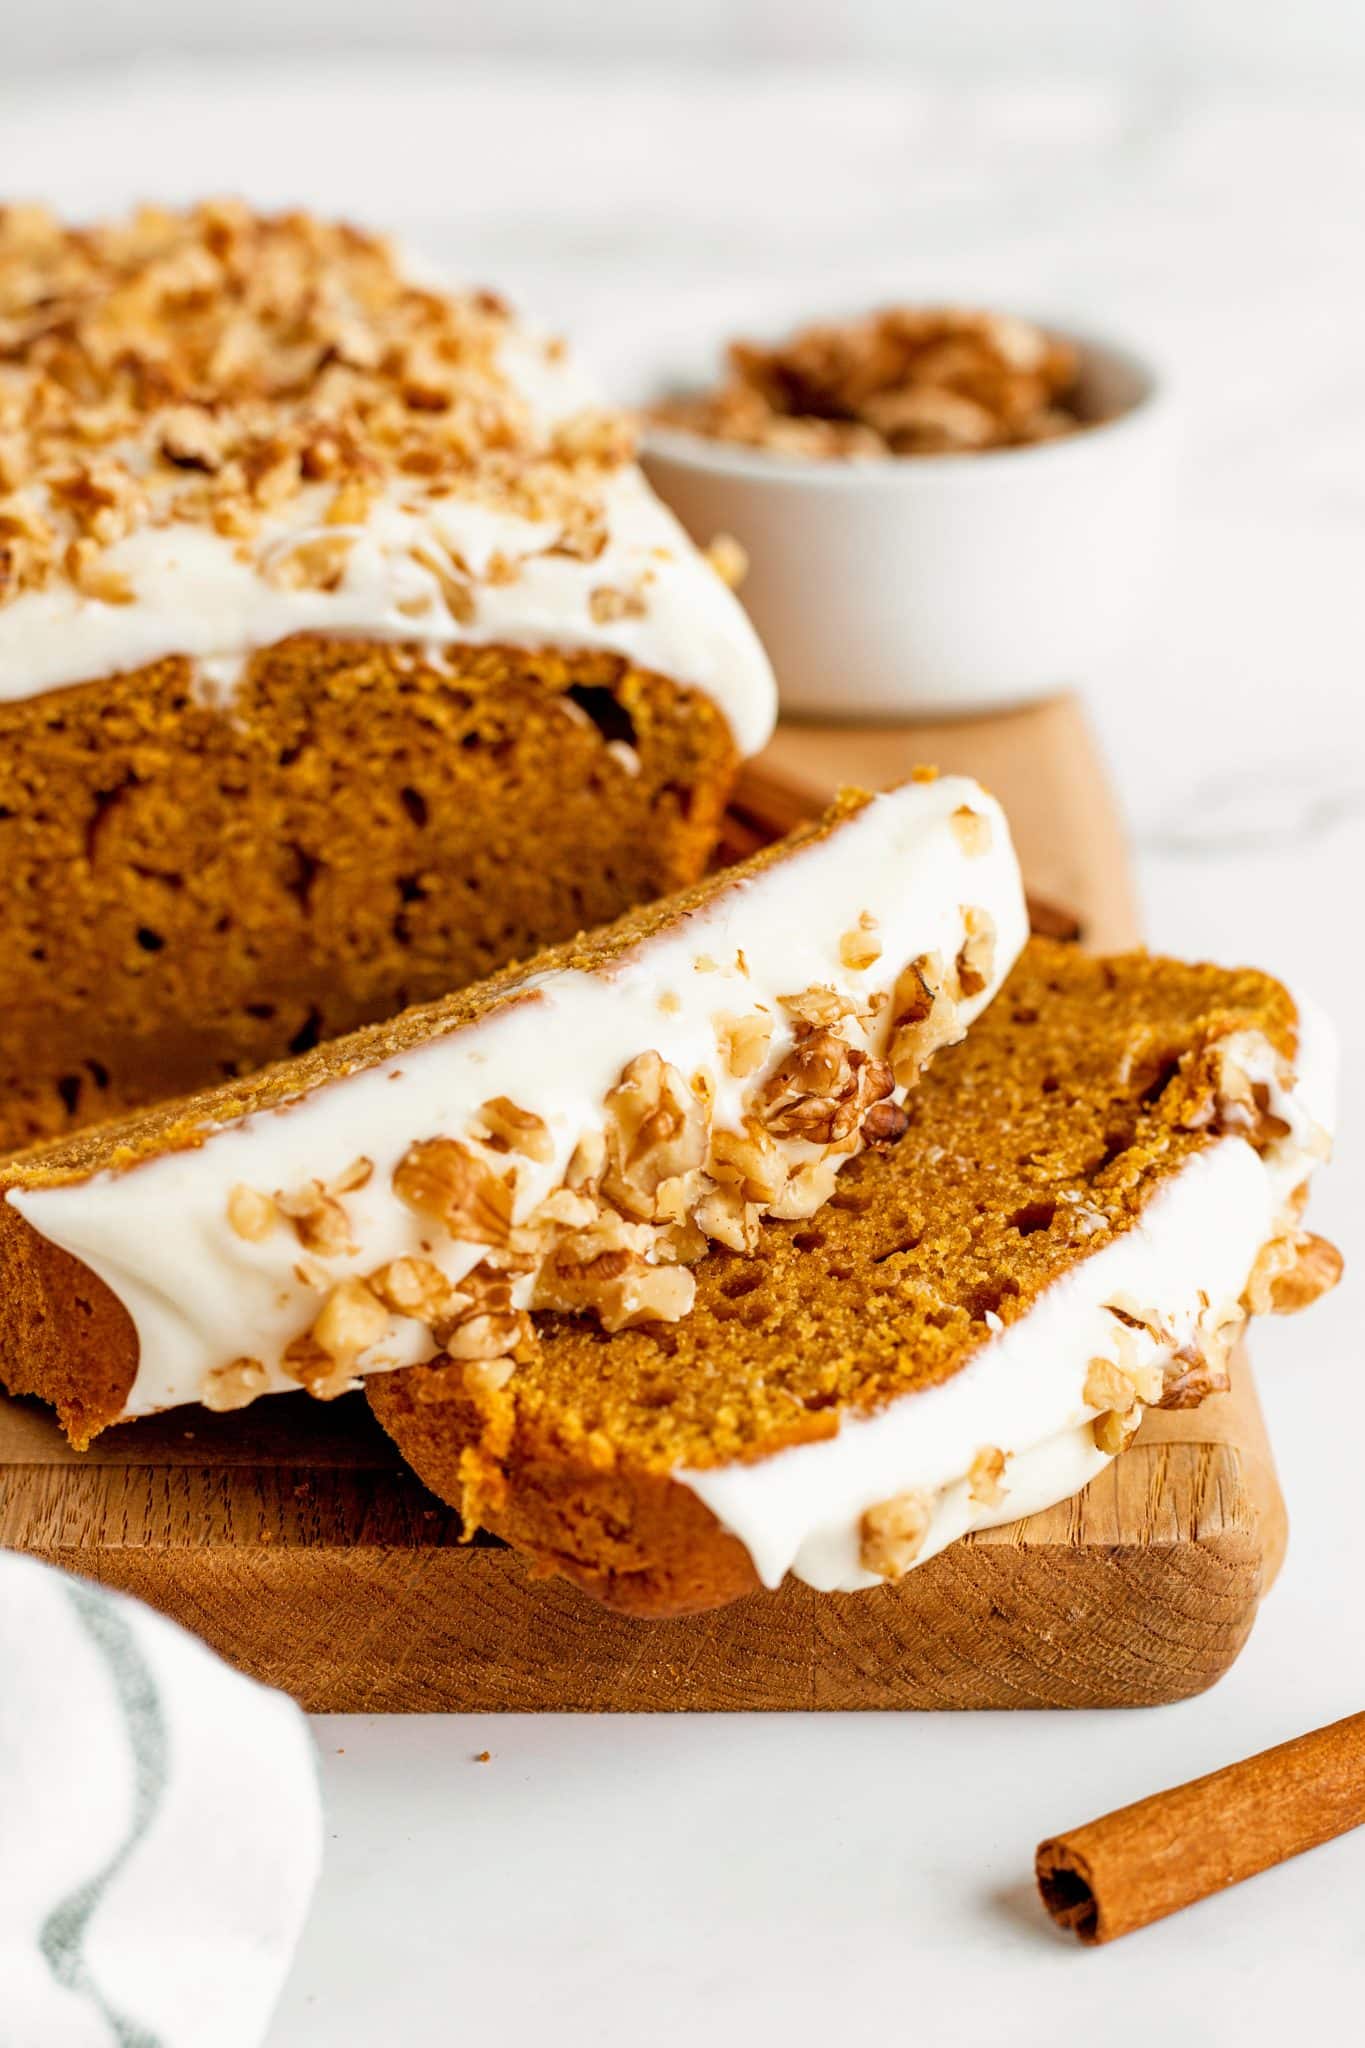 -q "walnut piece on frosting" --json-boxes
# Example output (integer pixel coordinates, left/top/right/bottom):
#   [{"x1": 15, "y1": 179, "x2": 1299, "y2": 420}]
[
  {"x1": 202, "y1": 1356, "x2": 270, "y2": 1412},
  {"x1": 887, "y1": 952, "x2": 961, "y2": 1089},
  {"x1": 967, "y1": 1446, "x2": 1008, "y2": 1507},
  {"x1": 758, "y1": 1029, "x2": 893, "y2": 1147},
  {"x1": 275, "y1": 1179, "x2": 355, "y2": 1258},
  {"x1": 1092, "y1": 1407, "x2": 1143, "y2": 1455},
  {"x1": 227, "y1": 1182, "x2": 277, "y2": 1243},
  {"x1": 716, "y1": 1010, "x2": 772, "y2": 1080},
  {"x1": 838, "y1": 914, "x2": 883, "y2": 972},
  {"x1": 285, "y1": 1276, "x2": 389, "y2": 1399},
  {"x1": 860, "y1": 1490, "x2": 934, "y2": 1579},
  {"x1": 600, "y1": 1051, "x2": 707, "y2": 1223},
  {"x1": 393, "y1": 1136, "x2": 515, "y2": 1247},
  {"x1": 954, "y1": 907, "x2": 996, "y2": 1000},
  {"x1": 476, "y1": 1096, "x2": 555, "y2": 1163},
  {"x1": 950, "y1": 806, "x2": 992, "y2": 856}
]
